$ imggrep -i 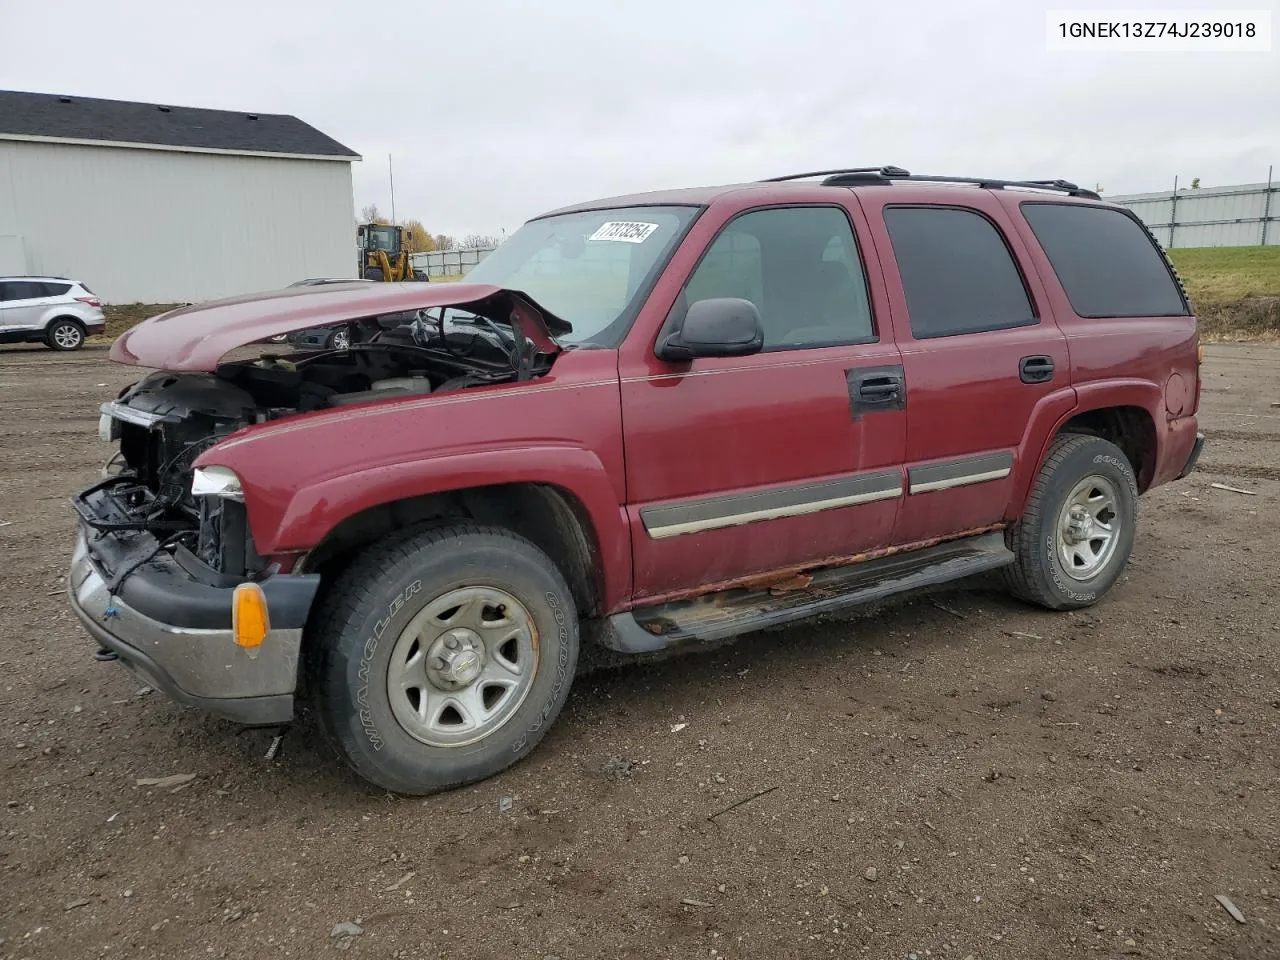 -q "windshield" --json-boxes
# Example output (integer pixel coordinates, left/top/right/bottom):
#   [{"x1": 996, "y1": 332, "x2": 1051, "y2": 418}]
[
  {"x1": 368, "y1": 226, "x2": 400, "y2": 253},
  {"x1": 464, "y1": 205, "x2": 700, "y2": 346}
]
